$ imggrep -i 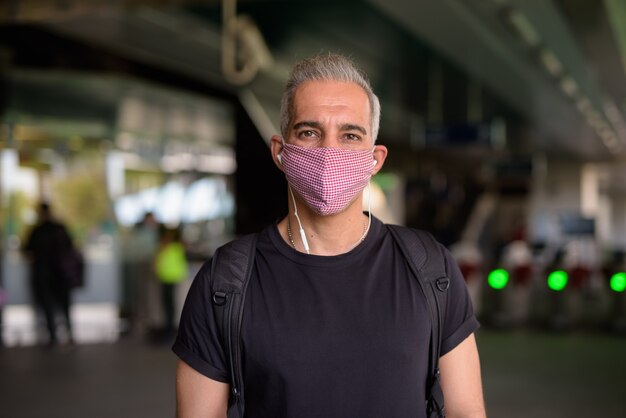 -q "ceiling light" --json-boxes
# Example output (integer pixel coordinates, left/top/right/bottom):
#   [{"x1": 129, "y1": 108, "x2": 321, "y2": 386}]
[
  {"x1": 539, "y1": 49, "x2": 563, "y2": 77},
  {"x1": 576, "y1": 97, "x2": 592, "y2": 113},
  {"x1": 603, "y1": 99, "x2": 626, "y2": 142},
  {"x1": 560, "y1": 76, "x2": 579, "y2": 98},
  {"x1": 507, "y1": 9, "x2": 541, "y2": 47}
]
